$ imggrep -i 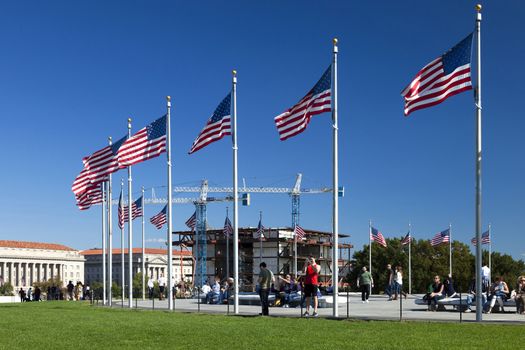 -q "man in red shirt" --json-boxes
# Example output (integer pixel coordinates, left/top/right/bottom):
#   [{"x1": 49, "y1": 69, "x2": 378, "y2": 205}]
[{"x1": 303, "y1": 255, "x2": 321, "y2": 317}]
